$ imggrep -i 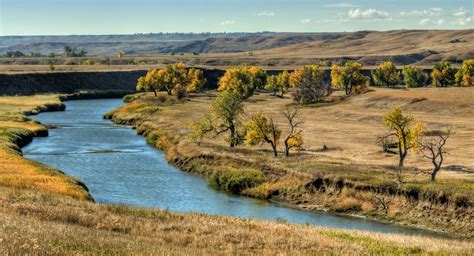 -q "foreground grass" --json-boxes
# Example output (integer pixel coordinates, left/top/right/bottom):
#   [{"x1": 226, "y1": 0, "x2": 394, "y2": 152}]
[
  {"x1": 105, "y1": 88, "x2": 474, "y2": 237},
  {"x1": 1, "y1": 186, "x2": 472, "y2": 255},
  {"x1": 0, "y1": 94, "x2": 91, "y2": 200}
]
